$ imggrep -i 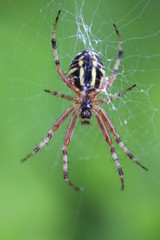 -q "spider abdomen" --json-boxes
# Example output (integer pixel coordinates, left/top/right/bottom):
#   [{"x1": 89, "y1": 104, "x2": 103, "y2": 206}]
[{"x1": 69, "y1": 50, "x2": 105, "y2": 92}]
